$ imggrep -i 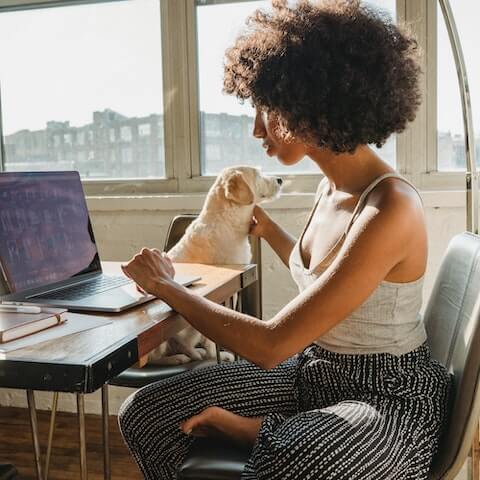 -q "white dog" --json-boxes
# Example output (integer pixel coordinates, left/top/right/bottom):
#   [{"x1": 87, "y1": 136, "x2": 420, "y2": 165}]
[{"x1": 148, "y1": 165, "x2": 282, "y2": 365}]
